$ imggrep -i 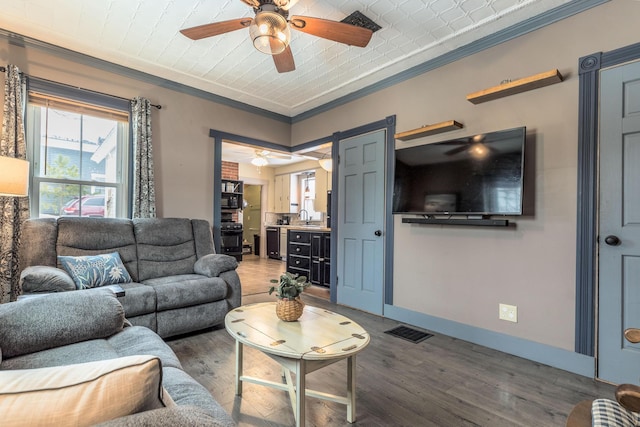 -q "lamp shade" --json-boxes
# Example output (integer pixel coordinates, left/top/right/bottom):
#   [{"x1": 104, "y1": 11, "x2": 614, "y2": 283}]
[
  {"x1": 318, "y1": 158, "x2": 333, "y2": 172},
  {"x1": 0, "y1": 156, "x2": 29, "y2": 197}
]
